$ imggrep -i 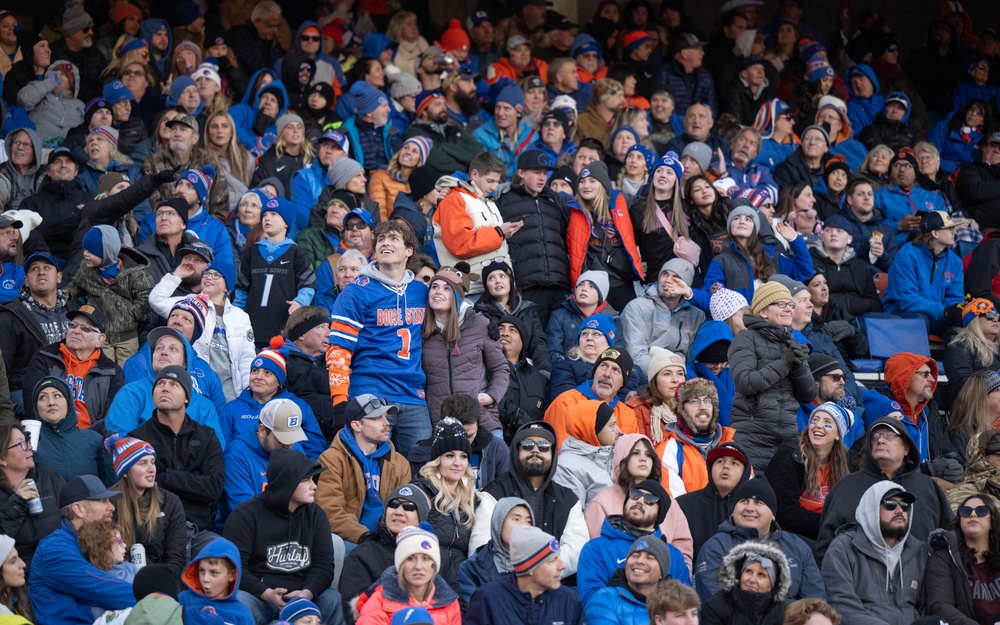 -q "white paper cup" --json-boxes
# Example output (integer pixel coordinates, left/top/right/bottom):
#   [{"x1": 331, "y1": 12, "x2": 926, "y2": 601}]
[{"x1": 21, "y1": 420, "x2": 41, "y2": 453}]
